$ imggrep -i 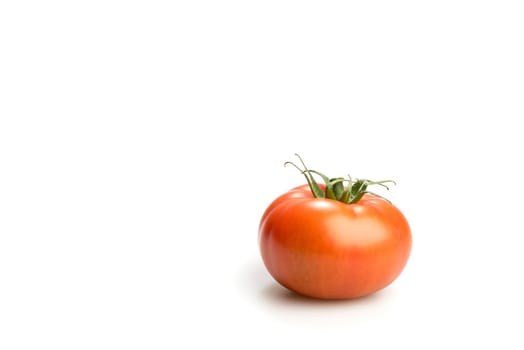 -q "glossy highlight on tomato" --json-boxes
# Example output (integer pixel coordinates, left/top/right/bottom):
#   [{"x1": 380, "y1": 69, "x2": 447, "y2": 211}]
[{"x1": 258, "y1": 155, "x2": 412, "y2": 300}]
